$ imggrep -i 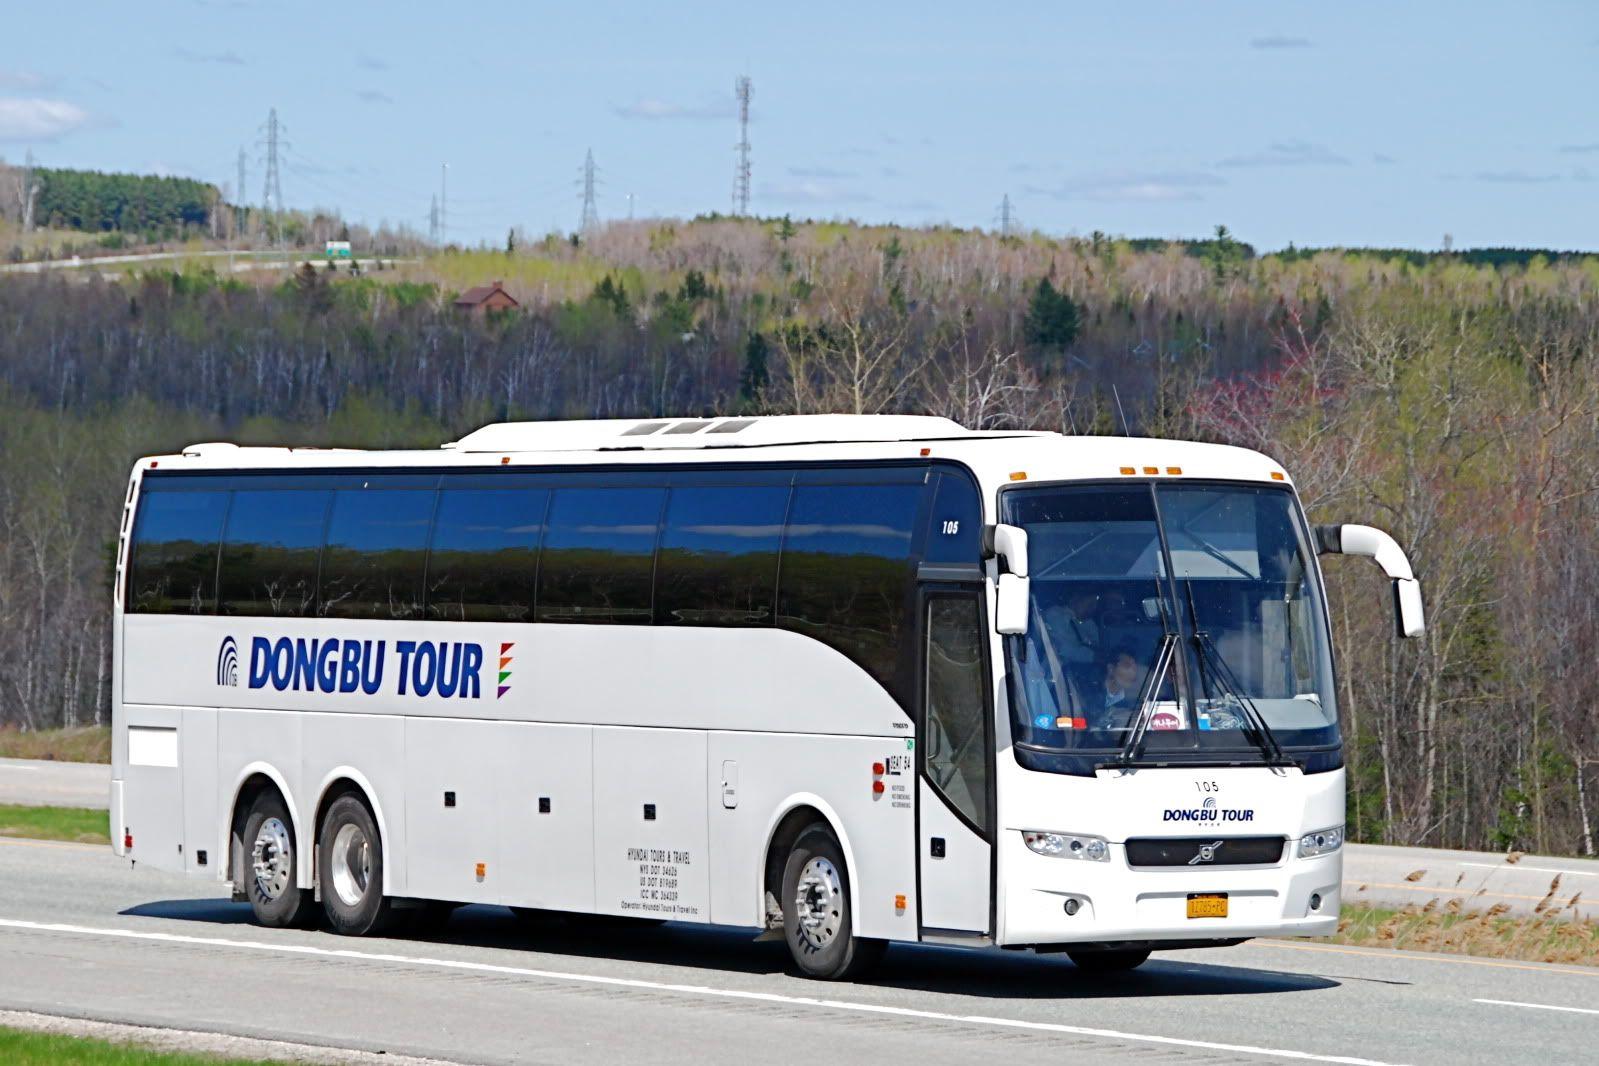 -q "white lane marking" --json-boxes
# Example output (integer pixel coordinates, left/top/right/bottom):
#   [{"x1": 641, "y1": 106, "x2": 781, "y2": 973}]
[
  {"x1": 1460, "y1": 862, "x2": 1598, "y2": 877},
  {"x1": 1474, "y1": 999, "x2": 1599, "y2": 1017},
  {"x1": 0, "y1": 917, "x2": 1405, "y2": 1066},
  {"x1": 0, "y1": 765, "x2": 41, "y2": 772}
]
